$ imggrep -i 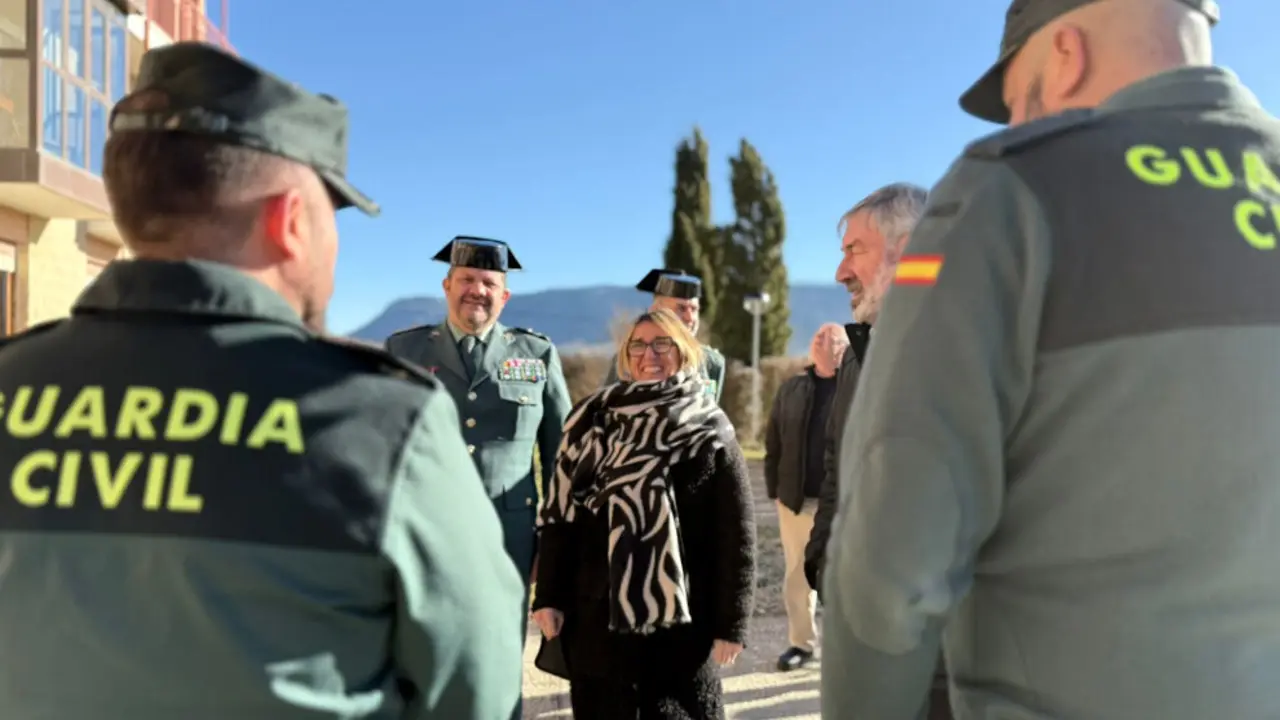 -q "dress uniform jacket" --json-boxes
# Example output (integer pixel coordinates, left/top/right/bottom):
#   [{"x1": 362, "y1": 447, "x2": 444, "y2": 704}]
[
  {"x1": 601, "y1": 344, "x2": 727, "y2": 401},
  {"x1": 822, "y1": 67, "x2": 1280, "y2": 719},
  {"x1": 0, "y1": 260, "x2": 526, "y2": 719},
  {"x1": 386, "y1": 321, "x2": 572, "y2": 585}
]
